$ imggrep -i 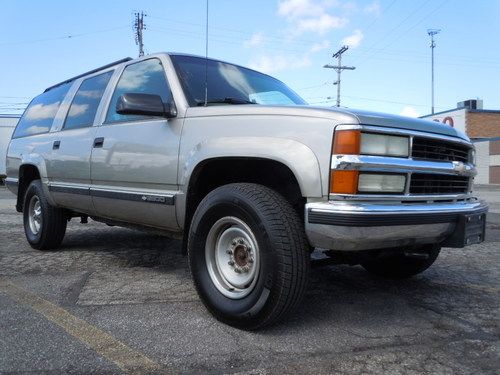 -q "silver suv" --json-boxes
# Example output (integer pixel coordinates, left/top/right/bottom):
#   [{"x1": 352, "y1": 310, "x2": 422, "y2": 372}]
[{"x1": 5, "y1": 53, "x2": 488, "y2": 329}]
